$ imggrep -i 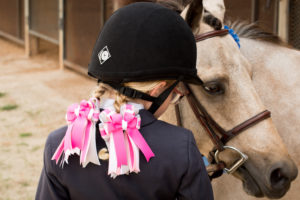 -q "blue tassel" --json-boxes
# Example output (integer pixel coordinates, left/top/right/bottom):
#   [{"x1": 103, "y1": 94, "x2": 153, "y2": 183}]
[{"x1": 224, "y1": 25, "x2": 240, "y2": 48}]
